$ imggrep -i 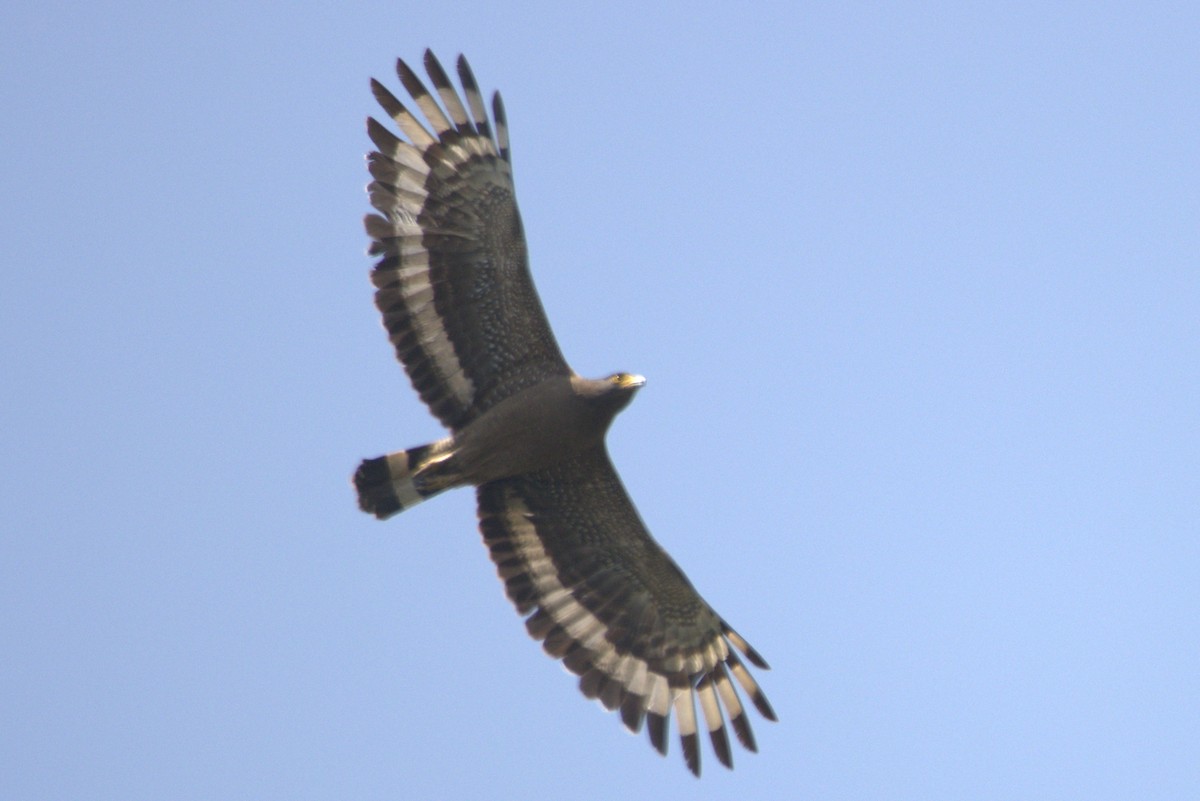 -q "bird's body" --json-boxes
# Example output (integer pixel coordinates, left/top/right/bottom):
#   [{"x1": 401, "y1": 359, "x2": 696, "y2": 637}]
[
  {"x1": 357, "y1": 373, "x2": 644, "y2": 515},
  {"x1": 353, "y1": 50, "x2": 775, "y2": 776}
]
